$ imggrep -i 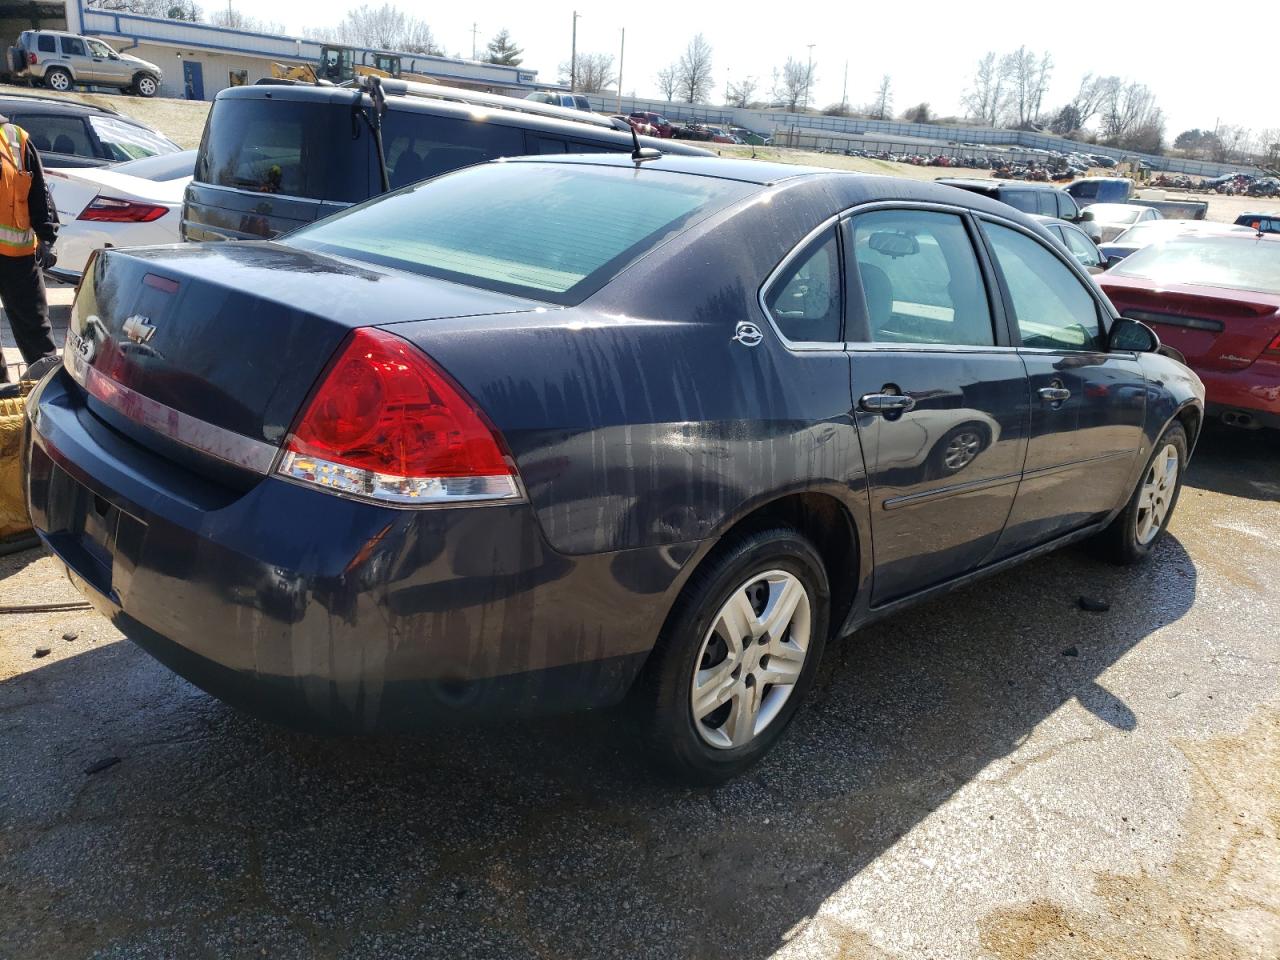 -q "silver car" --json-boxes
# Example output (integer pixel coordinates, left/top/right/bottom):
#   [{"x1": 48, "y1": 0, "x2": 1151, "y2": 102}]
[{"x1": 9, "y1": 30, "x2": 163, "y2": 97}]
